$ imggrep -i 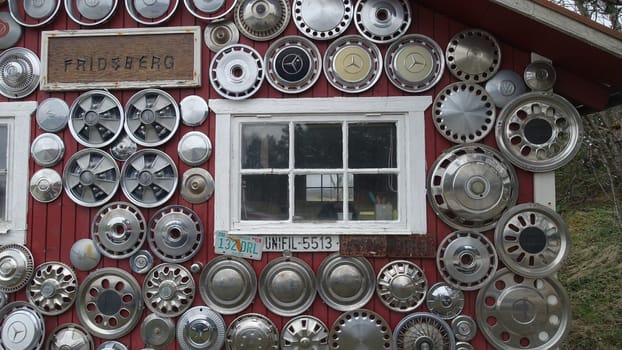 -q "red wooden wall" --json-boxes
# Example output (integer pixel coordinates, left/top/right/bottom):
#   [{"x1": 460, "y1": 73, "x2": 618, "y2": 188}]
[{"x1": 1, "y1": 1, "x2": 536, "y2": 349}]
